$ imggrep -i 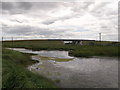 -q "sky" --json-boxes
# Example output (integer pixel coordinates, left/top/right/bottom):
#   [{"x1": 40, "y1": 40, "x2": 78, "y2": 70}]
[{"x1": 0, "y1": 0, "x2": 119, "y2": 41}]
